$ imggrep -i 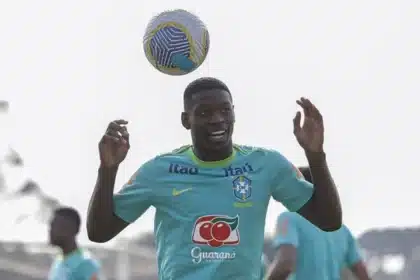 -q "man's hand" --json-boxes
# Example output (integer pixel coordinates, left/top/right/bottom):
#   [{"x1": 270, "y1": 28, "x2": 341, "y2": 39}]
[
  {"x1": 293, "y1": 98, "x2": 324, "y2": 153},
  {"x1": 99, "y1": 120, "x2": 130, "y2": 168}
]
